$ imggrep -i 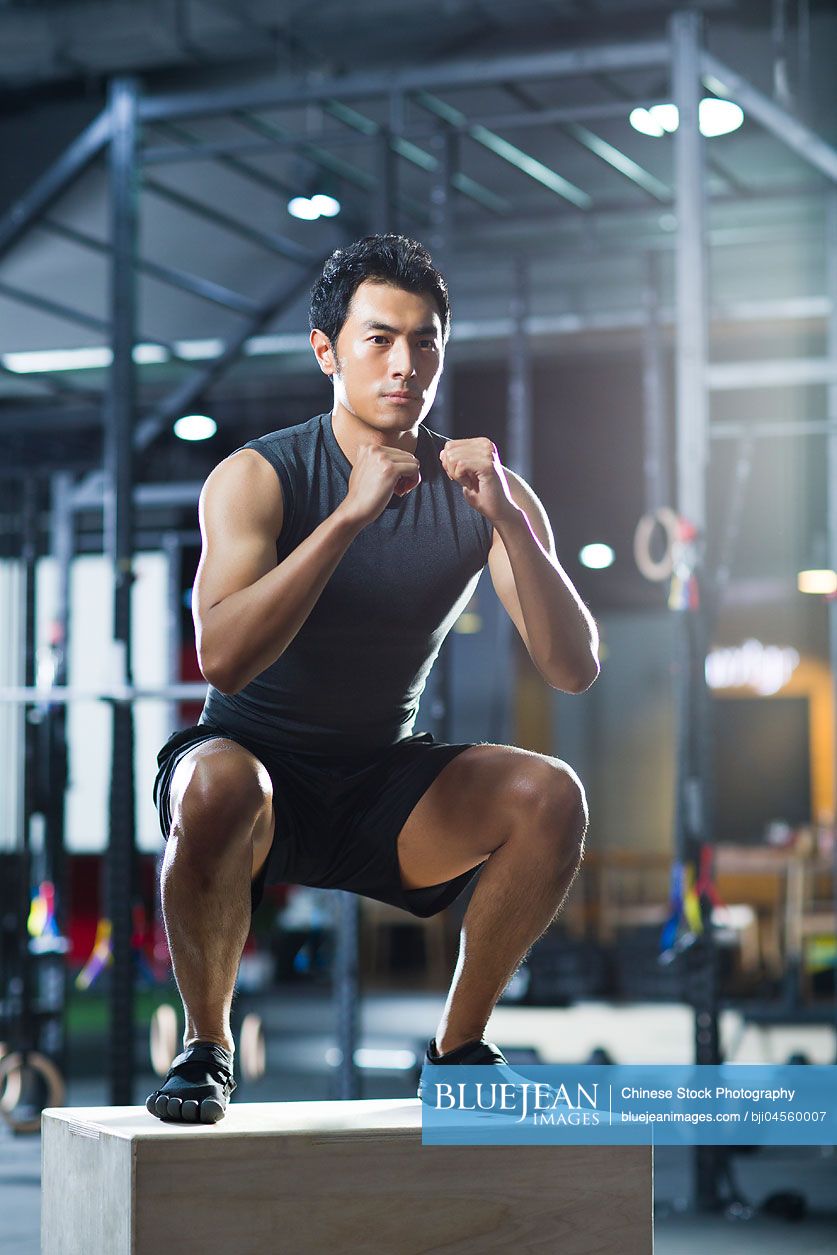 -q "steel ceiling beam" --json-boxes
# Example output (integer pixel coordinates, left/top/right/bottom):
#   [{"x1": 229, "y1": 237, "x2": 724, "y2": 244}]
[
  {"x1": 70, "y1": 258, "x2": 324, "y2": 510},
  {"x1": 702, "y1": 49, "x2": 837, "y2": 184},
  {"x1": 132, "y1": 262, "x2": 322, "y2": 452},
  {"x1": 322, "y1": 98, "x2": 510, "y2": 217},
  {"x1": 0, "y1": 281, "x2": 173, "y2": 366},
  {"x1": 140, "y1": 41, "x2": 670, "y2": 124},
  {"x1": 140, "y1": 98, "x2": 673, "y2": 166},
  {"x1": 504, "y1": 82, "x2": 671, "y2": 203},
  {"x1": 230, "y1": 109, "x2": 426, "y2": 229},
  {"x1": 147, "y1": 114, "x2": 374, "y2": 243},
  {"x1": 41, "y1": 218, "x2": 262, "y2": 317},
  {"x1": 588, "y1": 69, "x2": 745, "y2": 198},
  {"x1": 142, "y1": 176, "x2": 318, "y2": 265},
  {"x1": 0, "y1": 108, "x2": 111, "y2": 264},
  {"x1": 415, "y1": 91, "x2": 592, "y2": 210},
  {"x1": 560, "y1": 121, "x2": 671, "y2": 201},
  {"x1": 149, "y1": 116, "x2": 301, "y2": 198},
  {"x1": 0, "y1": 280, "x2": 110, "y2": 335}
]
